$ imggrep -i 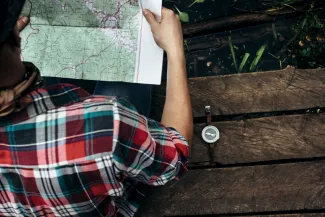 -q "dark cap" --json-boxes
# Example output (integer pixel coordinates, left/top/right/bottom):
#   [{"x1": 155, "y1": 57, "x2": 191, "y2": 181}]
[{"x1": 0, "y1": 0, "x2": 26, "y2": 43}]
